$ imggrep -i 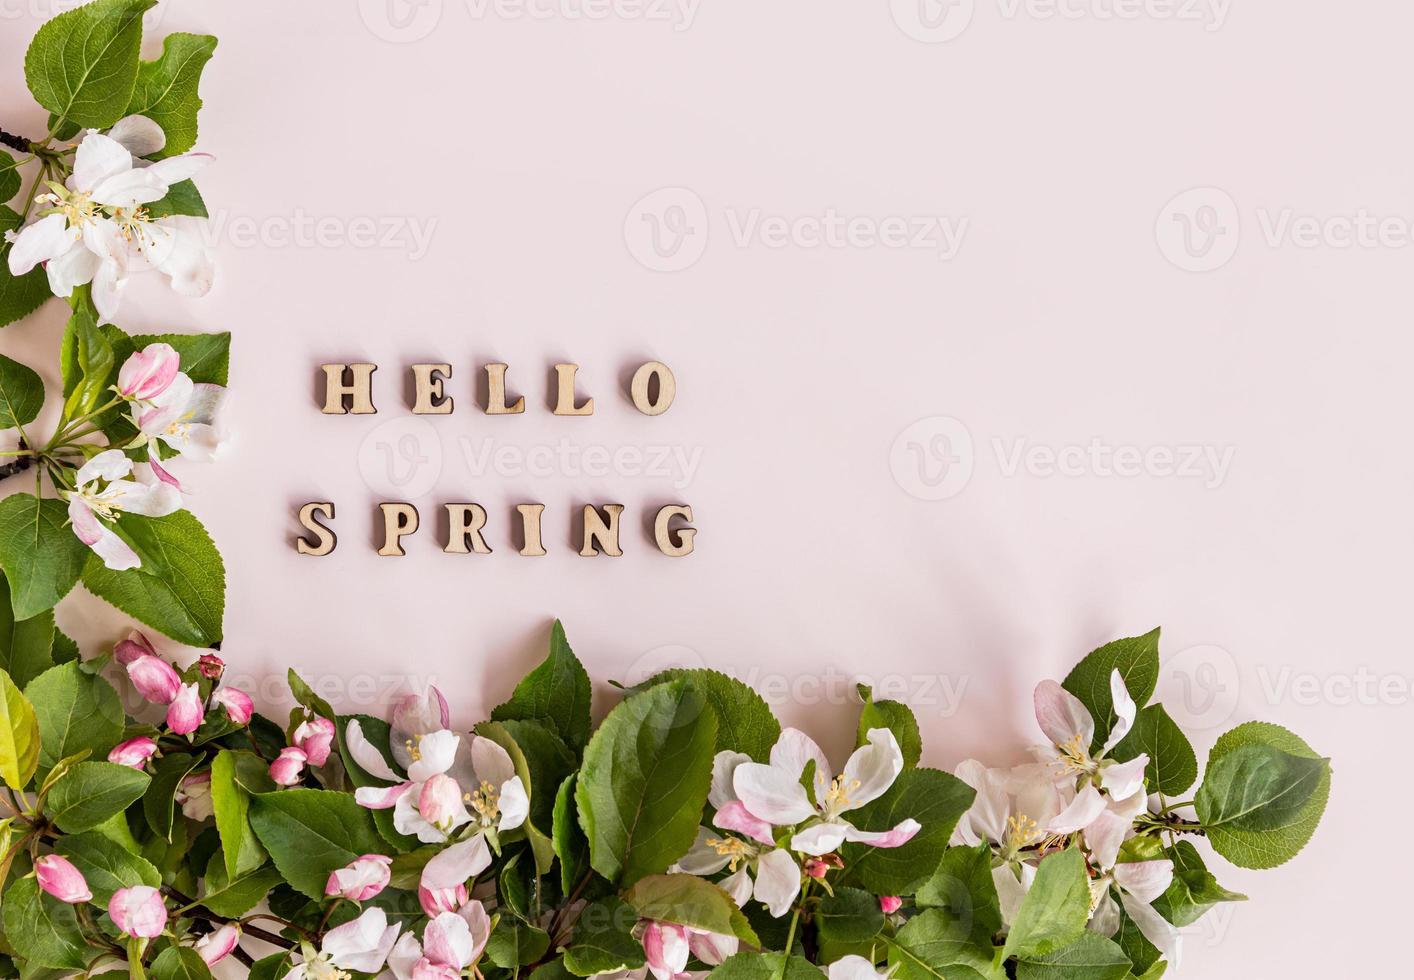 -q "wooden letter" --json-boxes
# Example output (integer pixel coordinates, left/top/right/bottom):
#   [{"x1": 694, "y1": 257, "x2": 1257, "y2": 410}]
[
  {"x1": 553, "y1": 363, "x2": 594, "y2": 416},
  {"x1": 485, "y1": 364, "x2": 525, "y2": 415},
  {"x1": 412, "y1": 363, "x2": 453, "y2": 414},
  {"x1": 296, "y1": 502, "x2": 337, "y2": 556},
  {"x1": 378, "y1": 502, "x2": 419, "y2": 556},
  {"x1": 630, "y1": 361, "x2": 677, "y2": 416},
  {"x1": 653, "y1": 505, "x2": 696, "y2": 557},
  {"x1": 516, "y1": 504, "x2": 547, "y2": 556},
  {"x1": 445, "y1": 503, "x2": 492, "y2": 554},
  {"x1": 580, "y1": 504, "x2": 624, "y2": 556},
  {"x1": 321, "y1": 363, "x2": 378, "y2": 414}
]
